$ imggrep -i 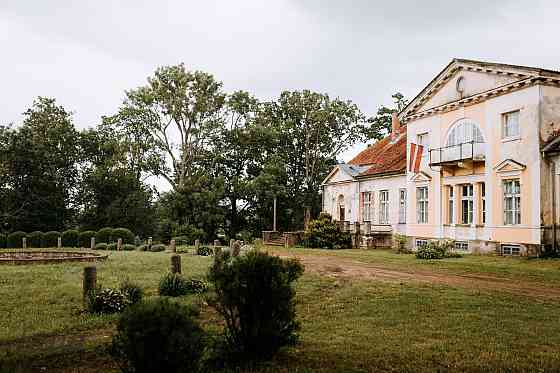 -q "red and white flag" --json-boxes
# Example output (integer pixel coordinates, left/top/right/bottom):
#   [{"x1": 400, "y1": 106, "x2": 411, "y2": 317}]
[{"x1": 408, "y1": 143, "x2": 424, "y2": 173}]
